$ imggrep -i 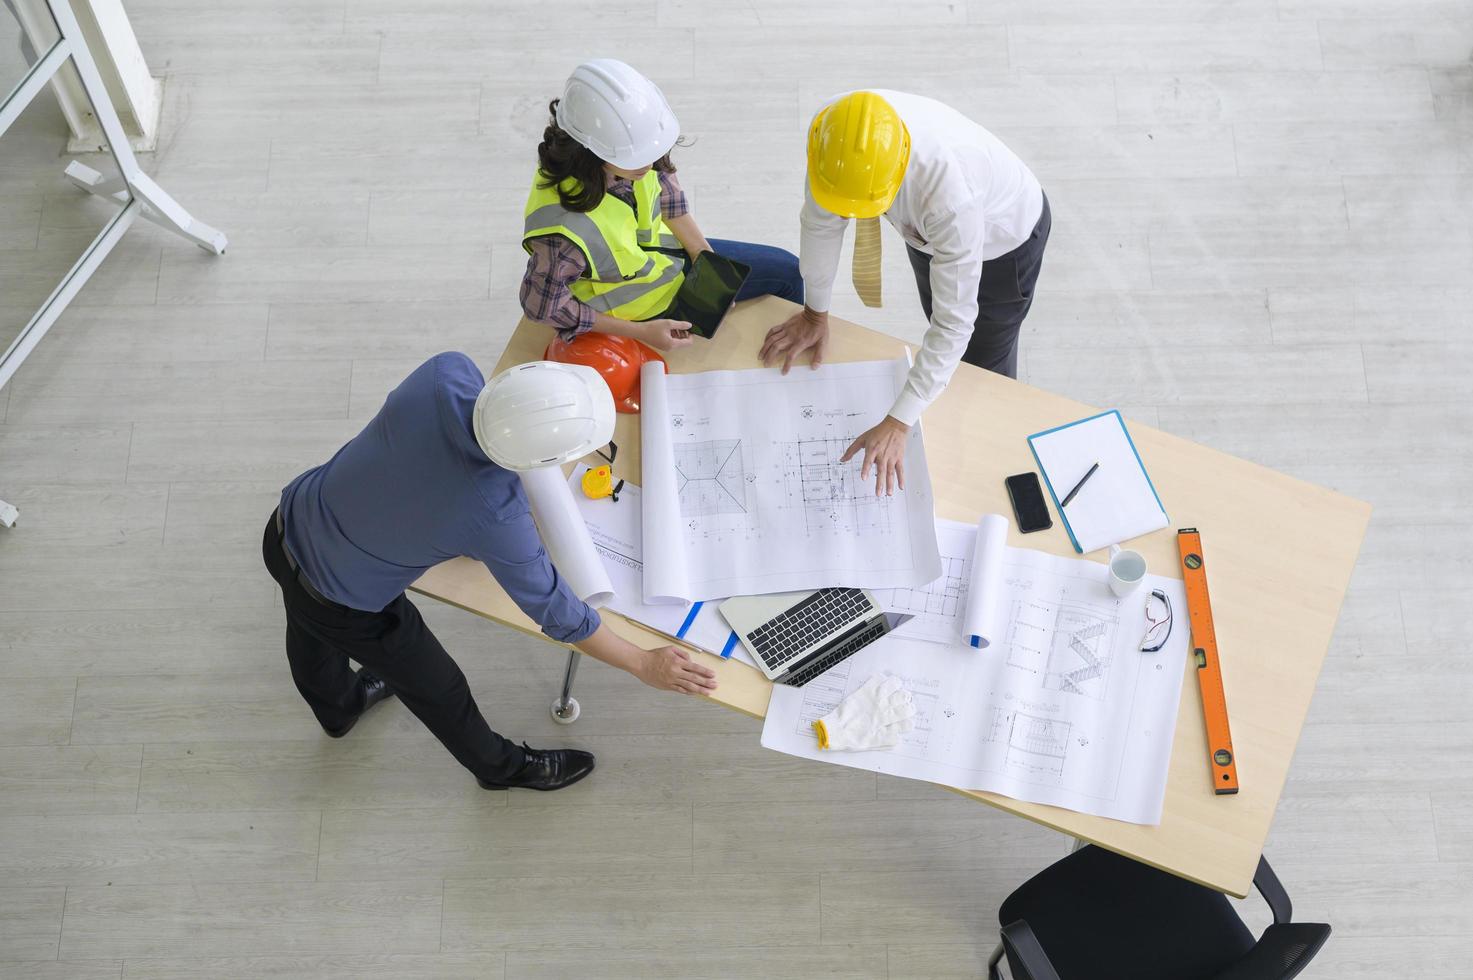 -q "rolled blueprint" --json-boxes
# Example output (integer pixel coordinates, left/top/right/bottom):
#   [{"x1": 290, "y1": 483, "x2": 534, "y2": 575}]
[
  {"x1": 636, "y1": 360, "x2": 691, "y2": 604},
  {"x1": 519, "y1": 464, "x2": 614, "y2": 608},
  {"x1": 962, "y1": 513, "x2": 1010, "y2": 648}
]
